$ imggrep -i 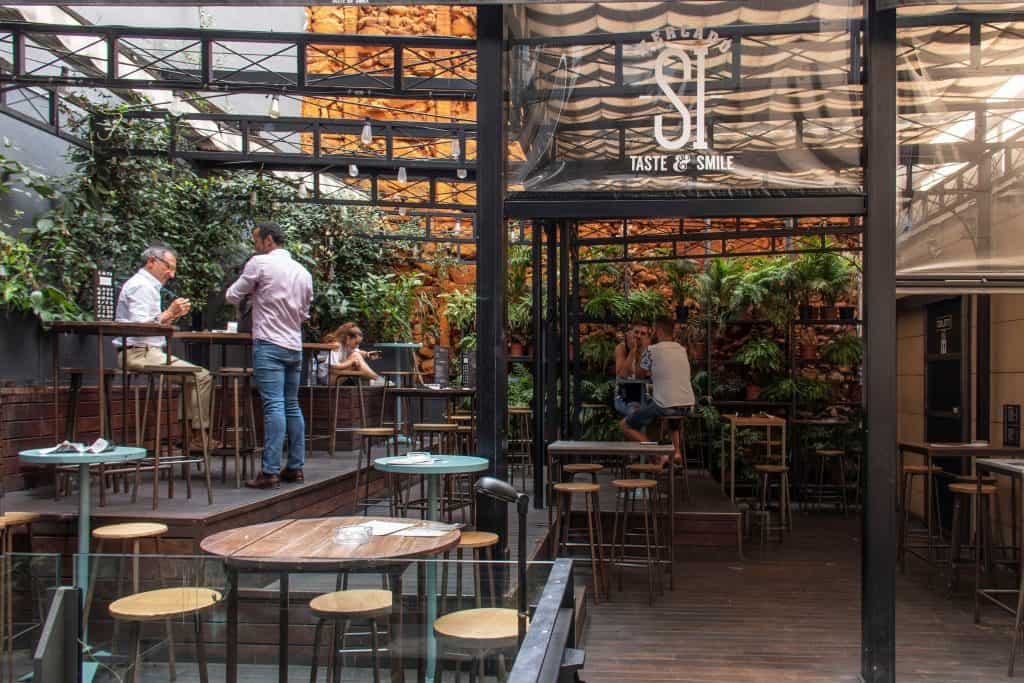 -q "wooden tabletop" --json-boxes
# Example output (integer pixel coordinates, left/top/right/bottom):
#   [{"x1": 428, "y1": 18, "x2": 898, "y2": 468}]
[
  {"x1": 976, "y1": 459, "x2": 1024, "y2": 476},
  {"x1": 174, "y1": 331, "x2": 252, "y2": 343},
  {"x1": 723, "y1": 414, "x2": 787, "y2": 426},
  {"x1": 51, "y1": 320, "x2": 174, "y2": 337},
  {"x1": 200, "y1": 517, "x2": 460, "y2": 570},
  {"x1": 388, "y1": 386, "x2": 476, "y2": 397},
  {"x1": 303, "y1": 342, "x2": 338, "y2": 351},
  {"x1": 899, "y1": 441, "x2": 1024, "y2": 458},
  {"x1": 548, "y1": 440, "x2": 674, "y2": 456}
]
